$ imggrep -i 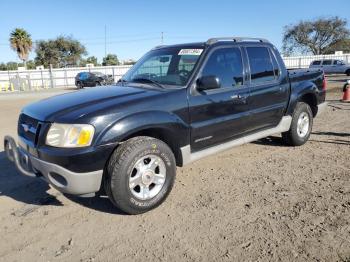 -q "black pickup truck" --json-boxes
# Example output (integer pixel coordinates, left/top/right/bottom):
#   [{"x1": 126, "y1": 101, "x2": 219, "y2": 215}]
[{"x1": 4, "y1": 37, "x2": 327, "y2": 214}]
